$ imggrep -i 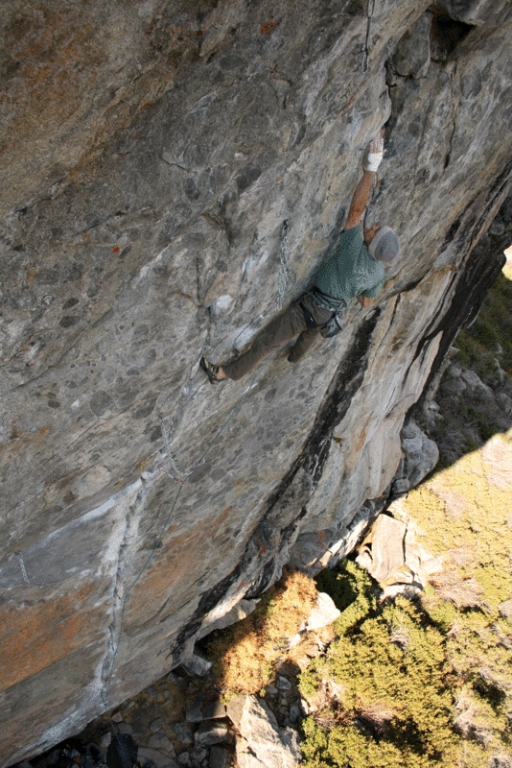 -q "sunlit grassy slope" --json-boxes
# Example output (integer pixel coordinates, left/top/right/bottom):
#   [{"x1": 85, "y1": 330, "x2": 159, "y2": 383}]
[
  {"x1": 299, "y1": 433, "x2": 512, "y2": 768},
  {"x1": 396, "y1": 437, "x2": 512, "y2": 763}
]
